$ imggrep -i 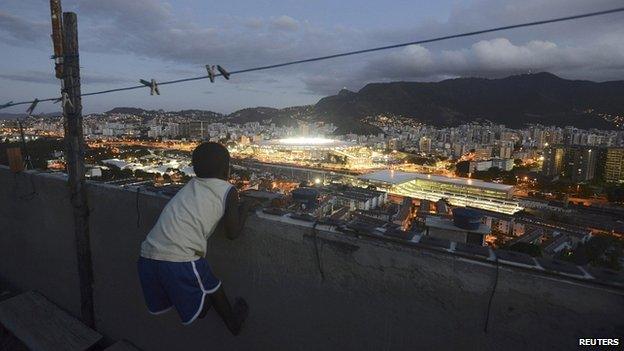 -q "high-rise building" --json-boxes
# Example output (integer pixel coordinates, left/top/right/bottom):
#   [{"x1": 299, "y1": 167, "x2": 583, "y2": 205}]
[
  {"x1": 542, "y1": 146, "x2": 566, "y2": 177},
  {"x1": 496, "y1": 141, "x2": 514, "y2": 159},
  {"x1": 473, "y1": 146, "x2": 492, "y2": 161},
  {"x1": 419, "y1": 137, "x2": 431, "y2": 153},
  {"x1": 544, "y1": 146, "x2": 597, "y2": 182},
  {"x1": 566, "y1": 146, "x2": 597, "y2": 182},
  {"x1": 299, "y1": 123, "x2": 310, "y2": 136},
  {"x1": 603, "y1": 148, "x2": 624, "y2": 182},
  {"x1": 183, "y1": 121, "x2": 210, "y2": 140}
]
